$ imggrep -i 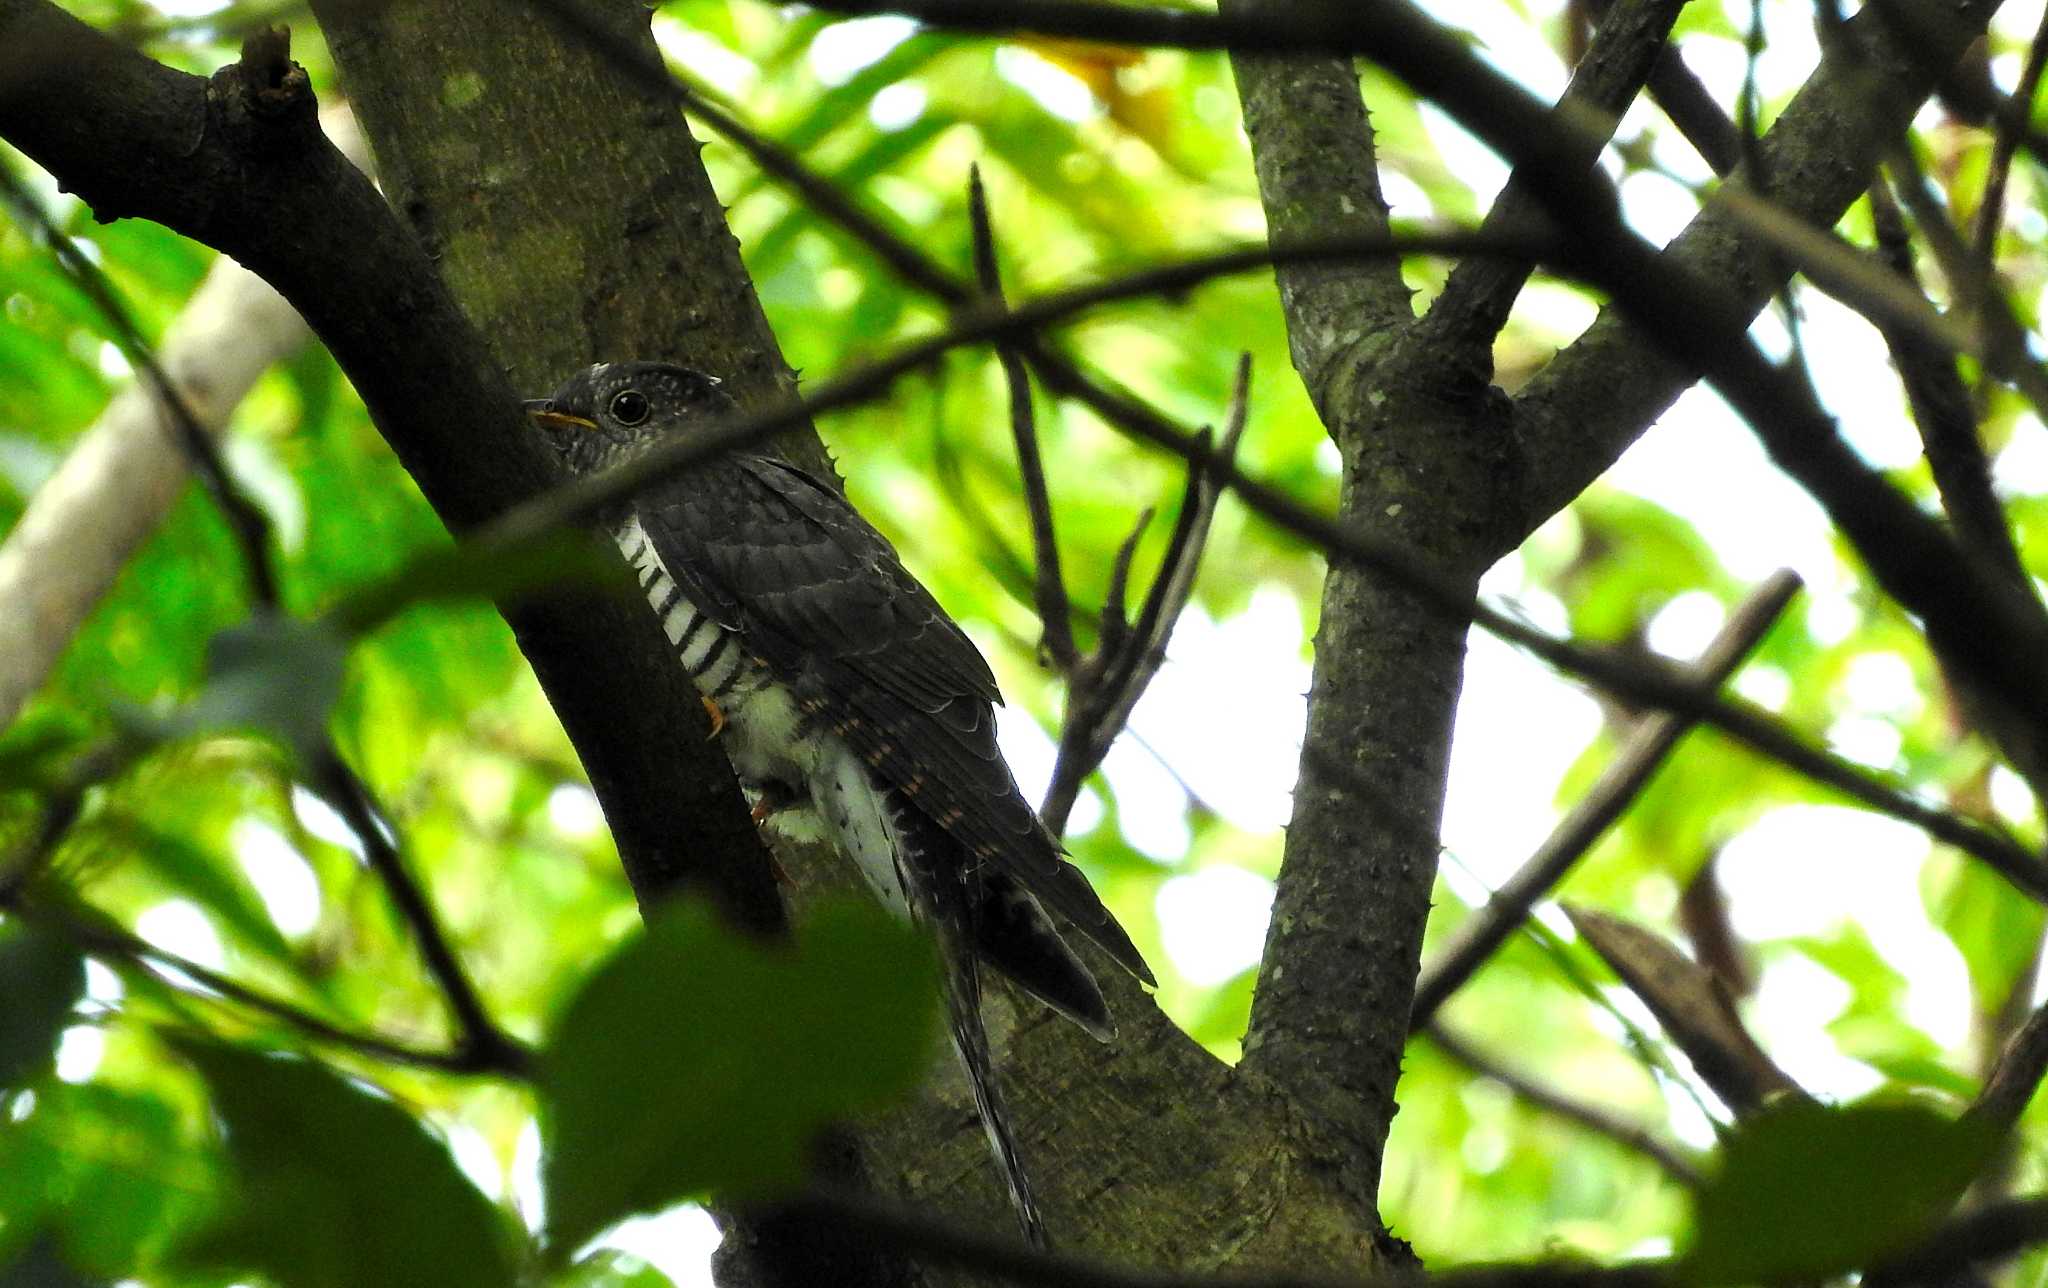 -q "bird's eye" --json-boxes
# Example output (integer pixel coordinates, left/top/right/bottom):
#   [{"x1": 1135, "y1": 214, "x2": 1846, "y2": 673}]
[{"x1": 610, "y1": 390, "x2": 650, "y2": 425}]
